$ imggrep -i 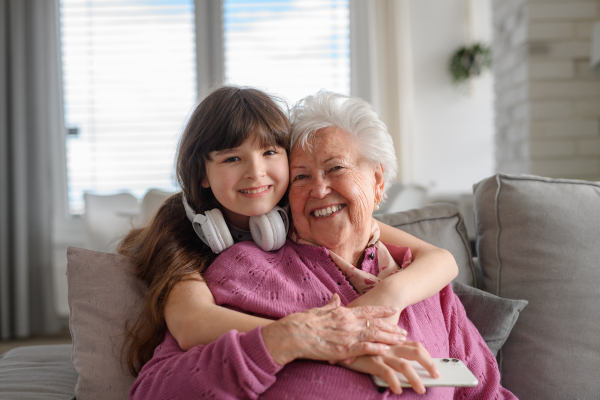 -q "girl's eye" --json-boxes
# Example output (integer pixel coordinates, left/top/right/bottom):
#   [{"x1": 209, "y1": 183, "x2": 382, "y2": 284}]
[
  {"x1": 223, "y1": 157, "x2": 240, "y2": 163},
  {"x1": 264, "y1": 150, "x2": 277, "y2": 156}
]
